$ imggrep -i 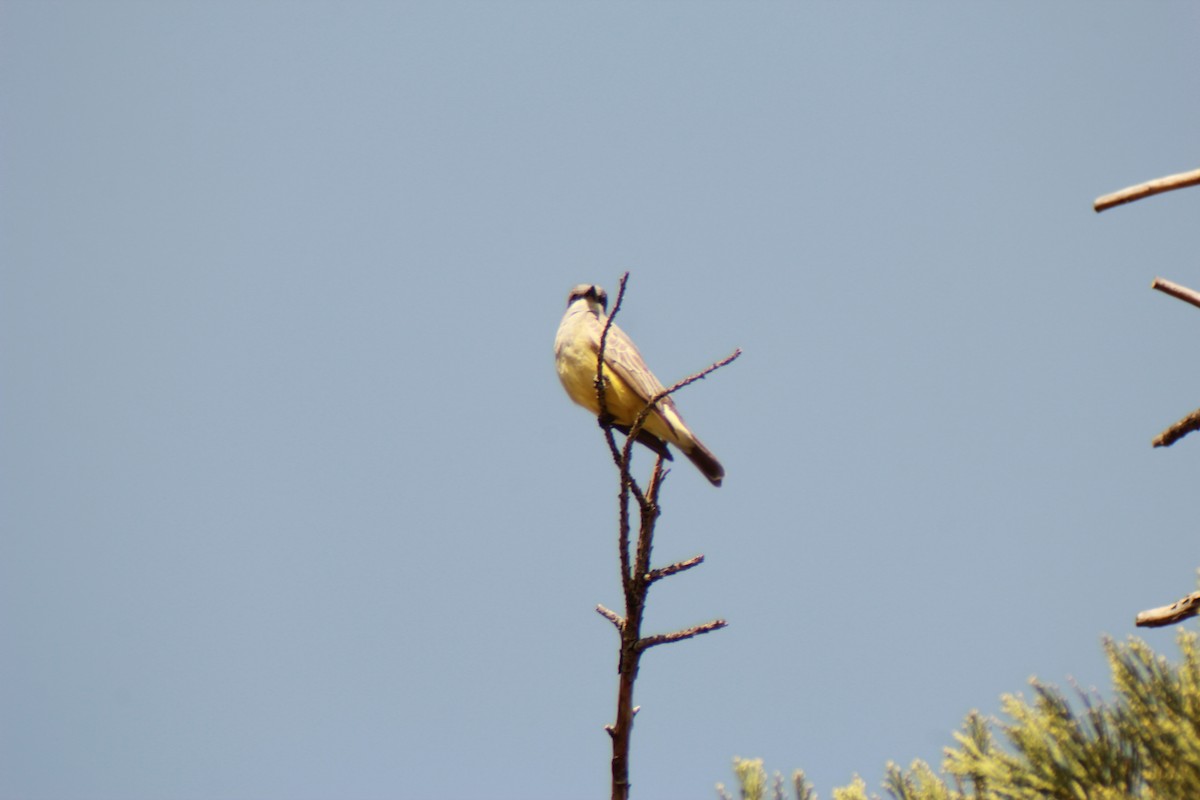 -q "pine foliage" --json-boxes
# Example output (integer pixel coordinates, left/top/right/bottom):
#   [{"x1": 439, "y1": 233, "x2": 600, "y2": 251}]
[{"x1": 720, "y1": 632, "x2": 1200, "y2": 800}]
